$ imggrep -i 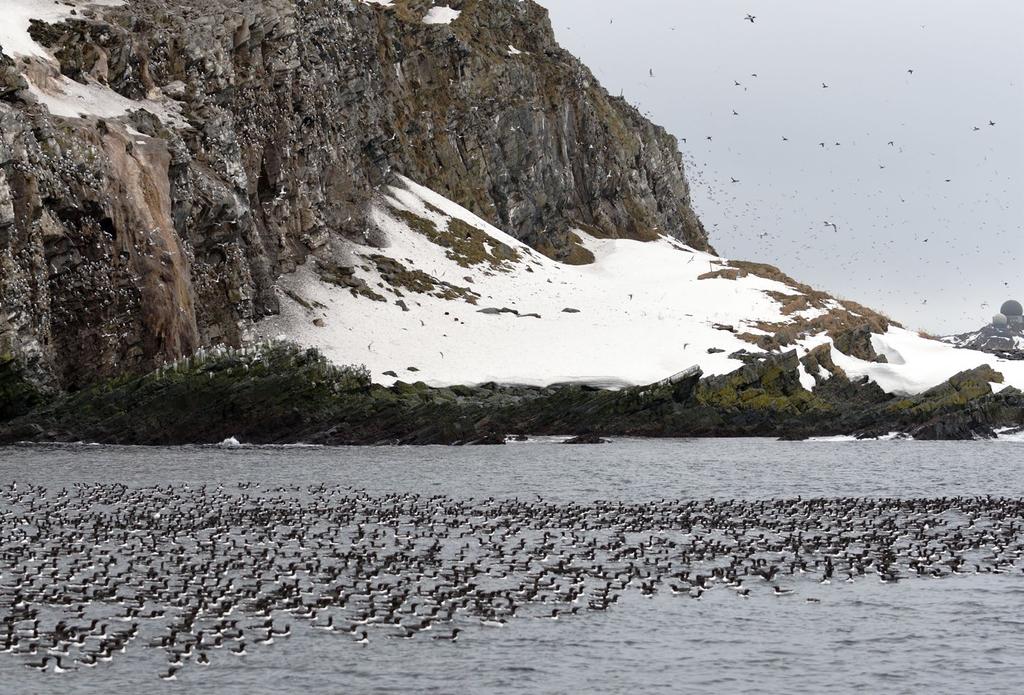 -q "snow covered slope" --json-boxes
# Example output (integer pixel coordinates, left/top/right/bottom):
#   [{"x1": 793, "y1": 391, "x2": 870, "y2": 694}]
[
  {"x1": 255, "y1": 176, "x2": 1024, "y2": 394},
  {"x1": 816, "y1": 328, "x2": 1024, "y2": 395}
]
